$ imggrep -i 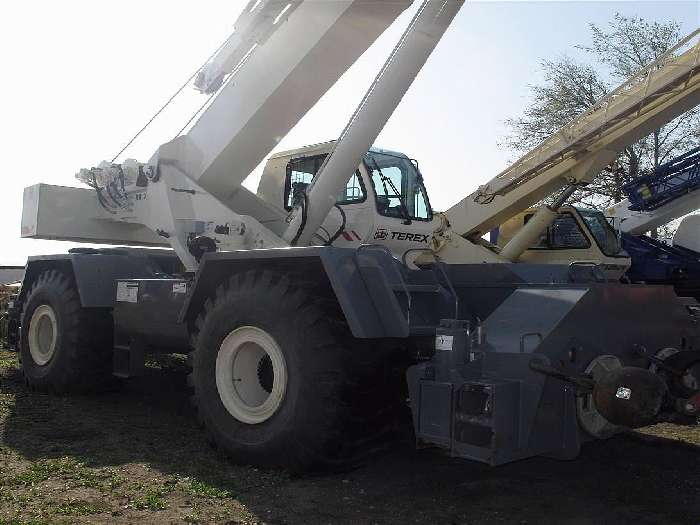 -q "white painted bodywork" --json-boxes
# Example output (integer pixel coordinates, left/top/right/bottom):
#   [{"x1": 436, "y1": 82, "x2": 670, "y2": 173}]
[
  {"x1": 496, "y1": 206, "x2": 630, "y2": 280},
  {"x1": 193, "y1": 0, "x2": 303, "y2": 95},
  {"x1": 22, "y1": 184, "x2": 165, "y2": 246},
  {"x1": 673, "y1": 214, "x2": 700, "y2": 252},
  {"x1": 169, "y1": 0, "x2": 412, "y2": 218}
]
